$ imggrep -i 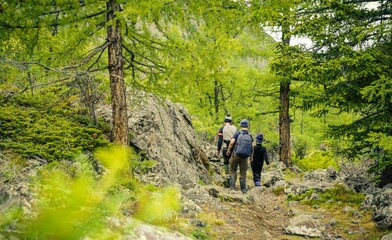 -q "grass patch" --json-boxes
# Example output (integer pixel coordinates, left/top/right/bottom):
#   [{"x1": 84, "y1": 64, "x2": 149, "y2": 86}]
[
  {"x1": 273, "y1": 186, "x2": 286, "y2": 196},
  {"x1": 288, "y1": 184, "x2": 365, "y2": 208},
  {"x1": 283, "y1": 168, "x2": 302, "y2": 182},
  {"x1": 198, "y1": 212, "x2": 225, "y2": 226},
  {"x1": 286, "y1": 187, "x2": 387, "y2": 240},
  {"x1": 191, "y1": 228, "x2": 210, "y2": 240}
]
